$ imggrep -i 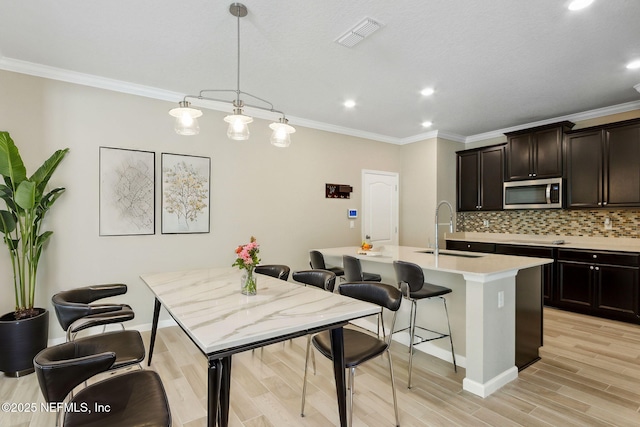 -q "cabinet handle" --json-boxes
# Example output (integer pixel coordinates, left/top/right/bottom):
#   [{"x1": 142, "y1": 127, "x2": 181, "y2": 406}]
[
  {"x1": 603, "y1": 202, "x2": 607, "y2": 206},
  {"x1": 590, "y1": 266, "x2": 594, "y2": 270},
  {"x1": 595, "y1": 266, "x2": 600, "y2": 271},
  {"x1": 592, "y1": 254, "x2": 597, "y2": 259},
  {"x1": 467, "y1": 244, "x2": 471, "y2": 248},
  {"x1": 598, "y1": 202, "x2": 602, "y2": 206},
  {"x1": 528, "y1": 173, "x2": 532, "y2": 177},
  {"x1": 532, "y1": 173, "x2": 537, "y2": 177}
]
